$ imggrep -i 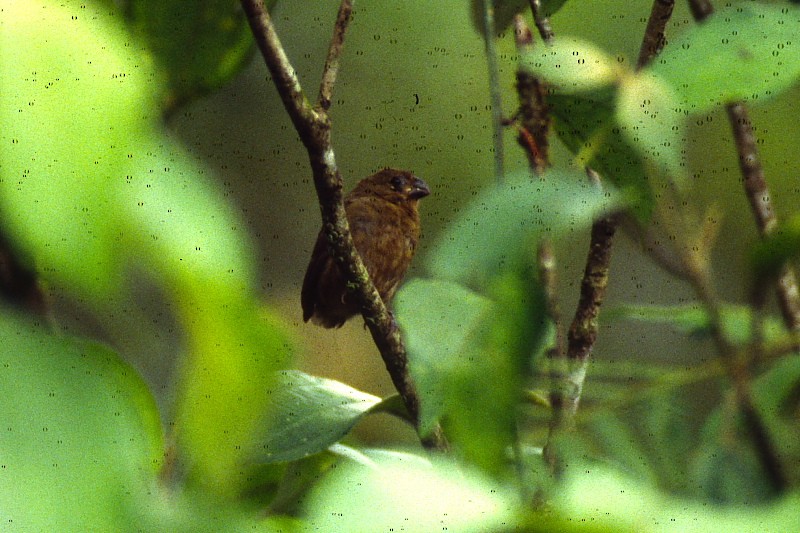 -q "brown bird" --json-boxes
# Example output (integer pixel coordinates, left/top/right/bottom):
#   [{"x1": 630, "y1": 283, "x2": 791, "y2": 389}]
[{"x1": 301, "y1": 168, "x2": 430, "y2": 328}]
